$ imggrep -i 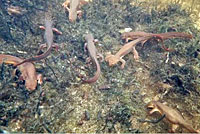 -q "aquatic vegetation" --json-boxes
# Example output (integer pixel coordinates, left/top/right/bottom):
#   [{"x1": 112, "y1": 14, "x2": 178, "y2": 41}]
[{"x1": 0, "y1": 0, "x2": 200, "y2": 133}]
